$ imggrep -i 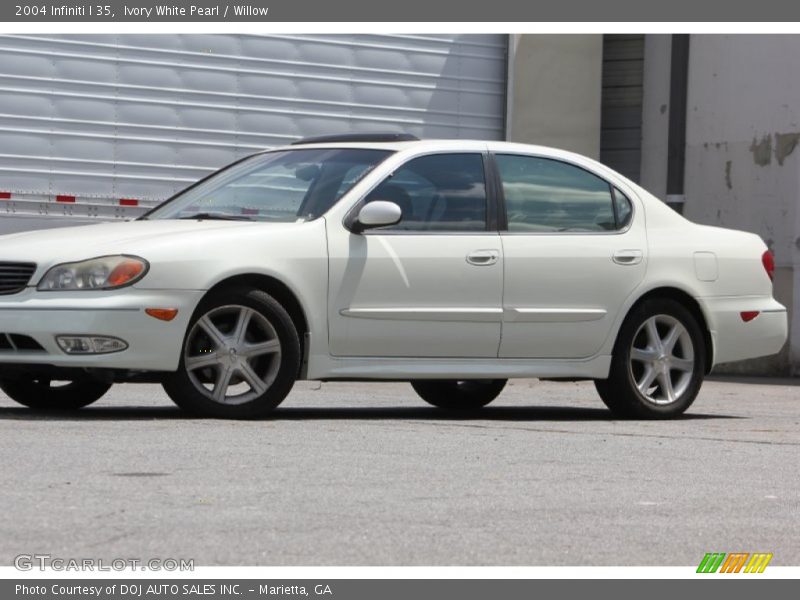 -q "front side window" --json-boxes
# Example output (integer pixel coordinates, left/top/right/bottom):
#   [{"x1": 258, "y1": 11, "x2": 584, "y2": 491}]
[
  {"x1": 147, "y1": 148, "x2": 392, "y2": 222},
  {"x1": 495, "y1": 154, "x2": 622, "y2": 232},
  {"x1": 363, "y1": 153, "x2": 488, "y2": 231}
]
